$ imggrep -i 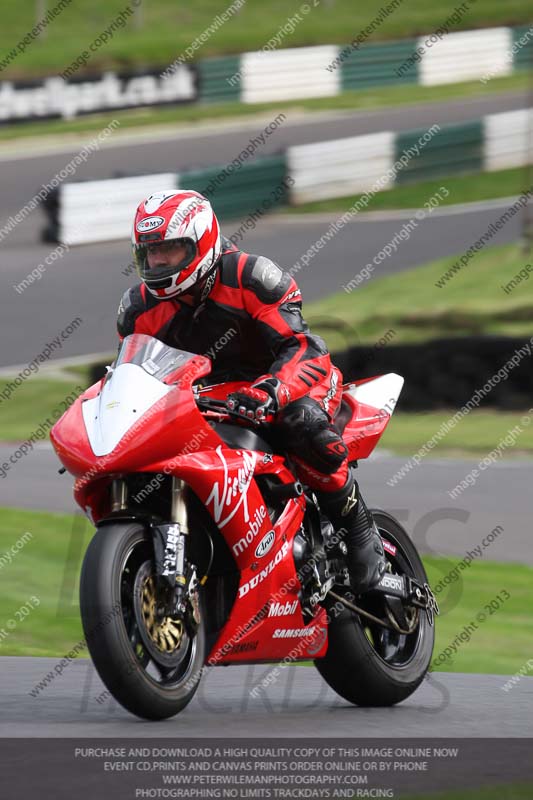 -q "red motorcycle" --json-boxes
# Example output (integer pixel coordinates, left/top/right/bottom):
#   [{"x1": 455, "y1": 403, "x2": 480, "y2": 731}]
[{"x1": 51, "y1": 333, "x2": 438, "y2": 720}]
